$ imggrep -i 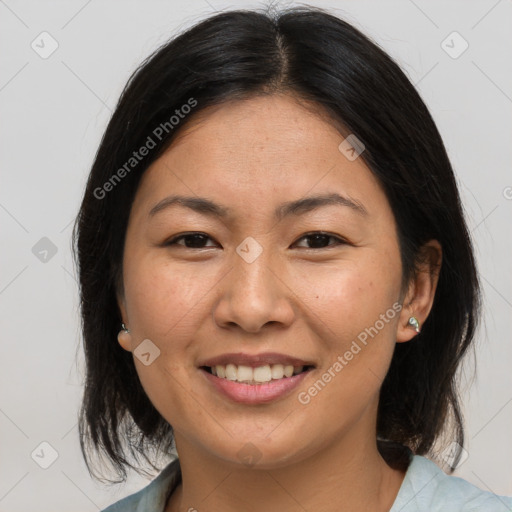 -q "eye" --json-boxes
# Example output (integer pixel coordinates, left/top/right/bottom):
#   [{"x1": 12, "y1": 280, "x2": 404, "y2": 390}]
[
  {"x1": 165, "y1": 232, "x2": 218, "y2": 249},
  {"x1": 164, "y1": 231, "x2": 348, "y2": 250},
  {"x1": 293, "y1": 231, "x2": 347, "y2": 249}
]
